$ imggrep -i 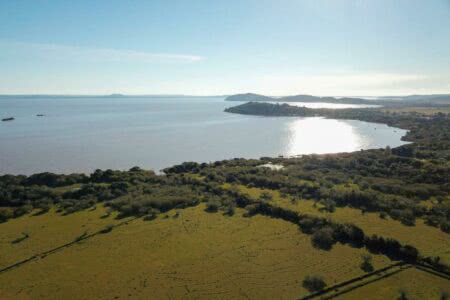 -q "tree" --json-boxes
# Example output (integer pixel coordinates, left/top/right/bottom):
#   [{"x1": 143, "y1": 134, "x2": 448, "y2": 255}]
[
  {"x1": 0, "y1": 207, "x2": 14, "y2": 223},
  {"x1": 397, "y1": 289, "x2": 409, "y2": 300},
  {"x1": 223, "y1": 204, "x2": 235, "y2": 216},
  {"x1": 259, "y1": 191, "x2": 273, "y2": 202},
  {"x1": 205, "y1": 198, "x2": 220, "y2": 213},
  {"x1": 302, "y1": 275, "x2": 326, "y2": 293},
  {"x1": 320, "y1": 199, "x2": 336, "y2": 212},
  {"x1": 311, "y1": 227, "x2": 336, "y2": 250},
  {"x1": 360, "y1": 254, "x2": 374, "y2": 272}
]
